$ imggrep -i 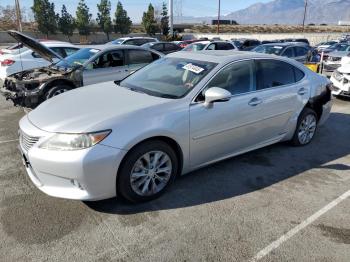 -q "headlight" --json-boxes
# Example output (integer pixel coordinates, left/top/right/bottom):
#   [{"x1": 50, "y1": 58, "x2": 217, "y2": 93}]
[{"x1": 39, "y1": 130, "x2": 111, "y2": 151}]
